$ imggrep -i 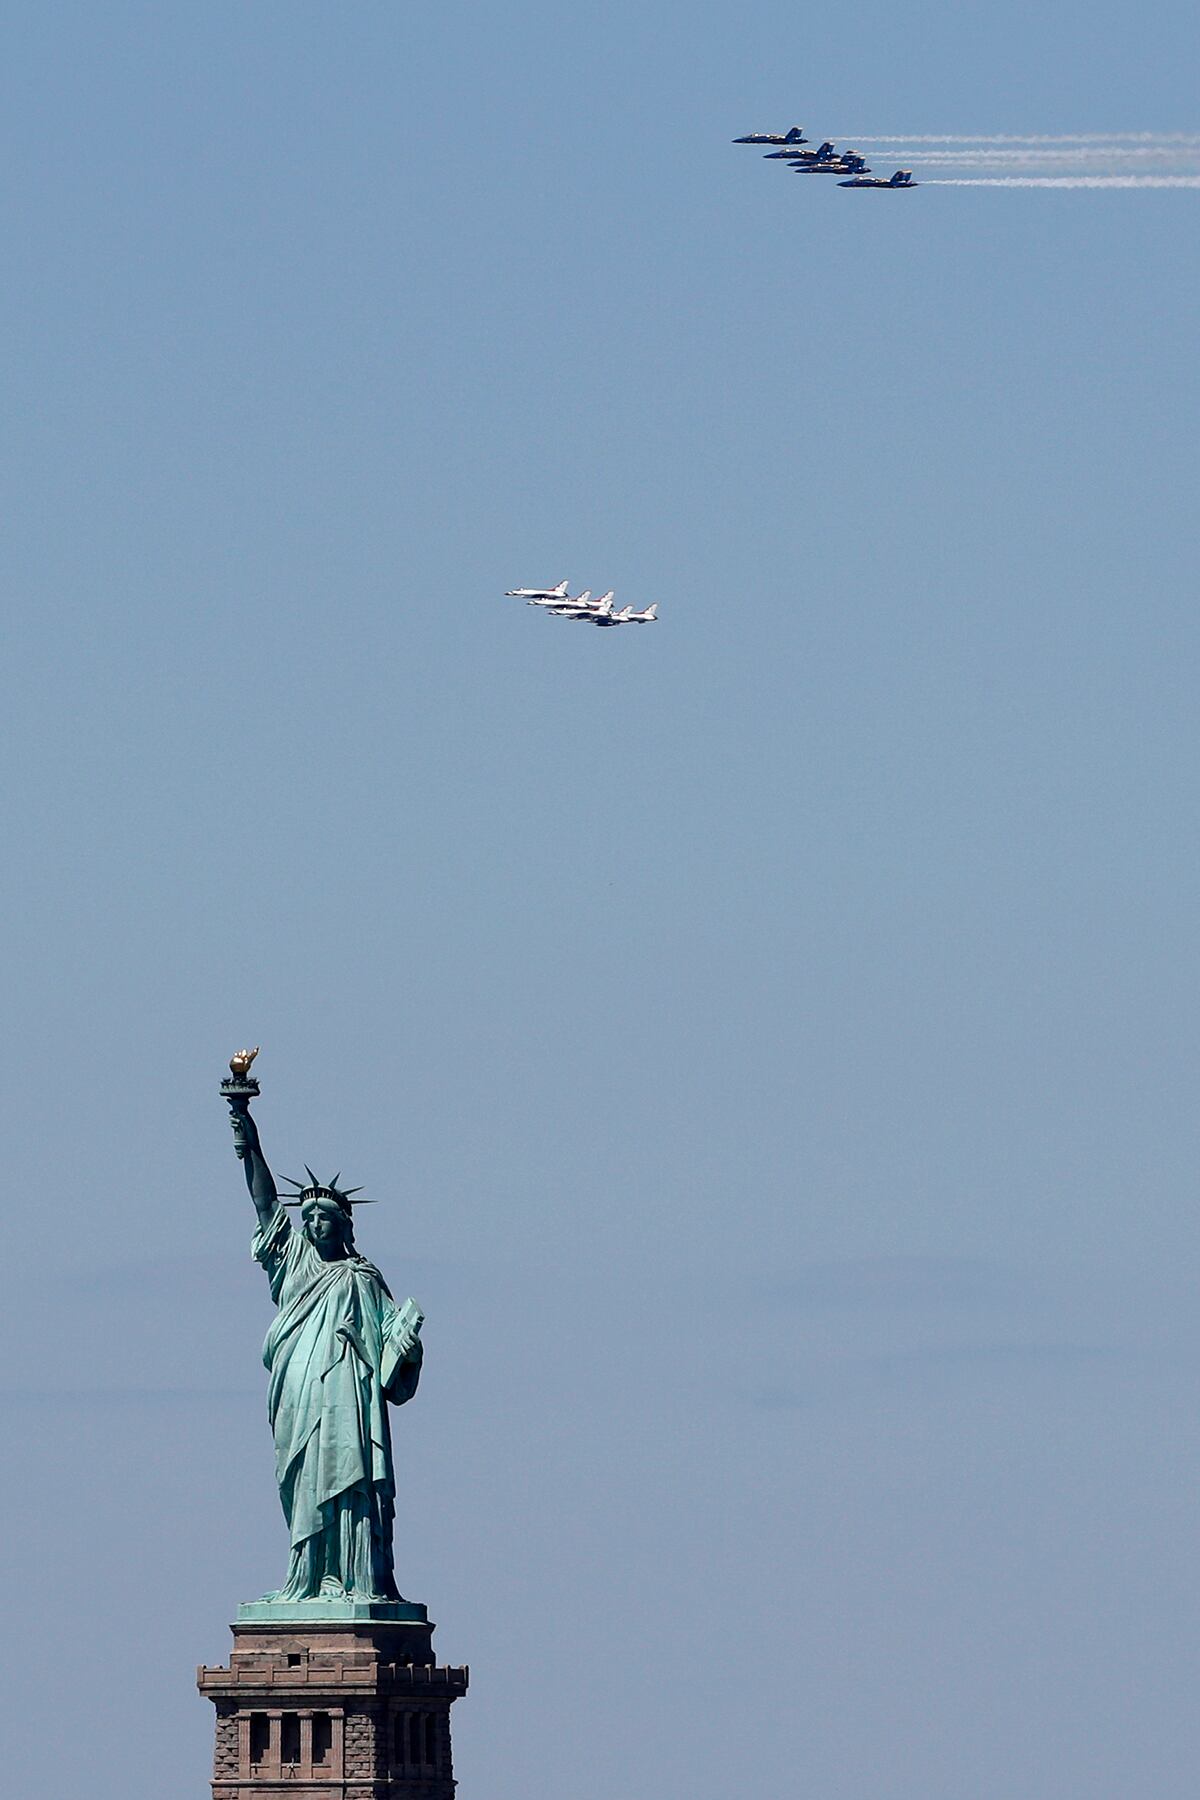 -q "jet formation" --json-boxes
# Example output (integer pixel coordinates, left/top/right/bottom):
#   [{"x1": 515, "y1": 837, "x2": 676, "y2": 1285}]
[
  {"x1": 503, "y1": 582, "x2": 658, "y2": 628},
  {"x1": 733, "y1": 125, "x2": 916, "y2": 190}
]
